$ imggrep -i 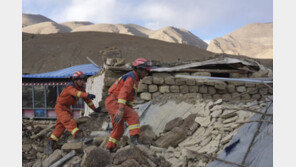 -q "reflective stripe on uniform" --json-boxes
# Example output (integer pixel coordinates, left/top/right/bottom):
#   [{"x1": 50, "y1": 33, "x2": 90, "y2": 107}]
[
  {"x1": 118, "y1": 99, "x2": 127, "y2": 104},
  {"x1": 88, "y1": 101, "x2": 94, "y2": 106},
  {"x1": 77, "y1": 91, "x2": 82, "y2": 97},
  {"x1": 133, "y1": 84, "x2": 137, "y2": 90},
  {"x1": 50, "y1": 134, "x2": 59, "y2": 141},
  {"x1": 108, "y1": 137, "x2": 119, "y2": 144},
  {"x1": 71, "y1": 128, "x2": 79, "y2": 135},
  {"x1": 128, "y1": 124, "x2": 140, "y2": 130}
]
